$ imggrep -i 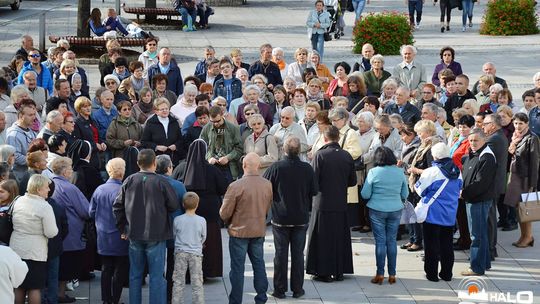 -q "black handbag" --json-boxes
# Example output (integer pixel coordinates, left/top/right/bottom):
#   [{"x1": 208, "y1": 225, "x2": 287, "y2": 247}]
[
  {"x1": 347, "y1": 0, "x2": 355, "y2": 12},
  {"x1": 0, "y1": 196, "x2": 20, "y2": 245},
  {"x1": 323, "y1": 32, "x2": 332, "y2": 41}
]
